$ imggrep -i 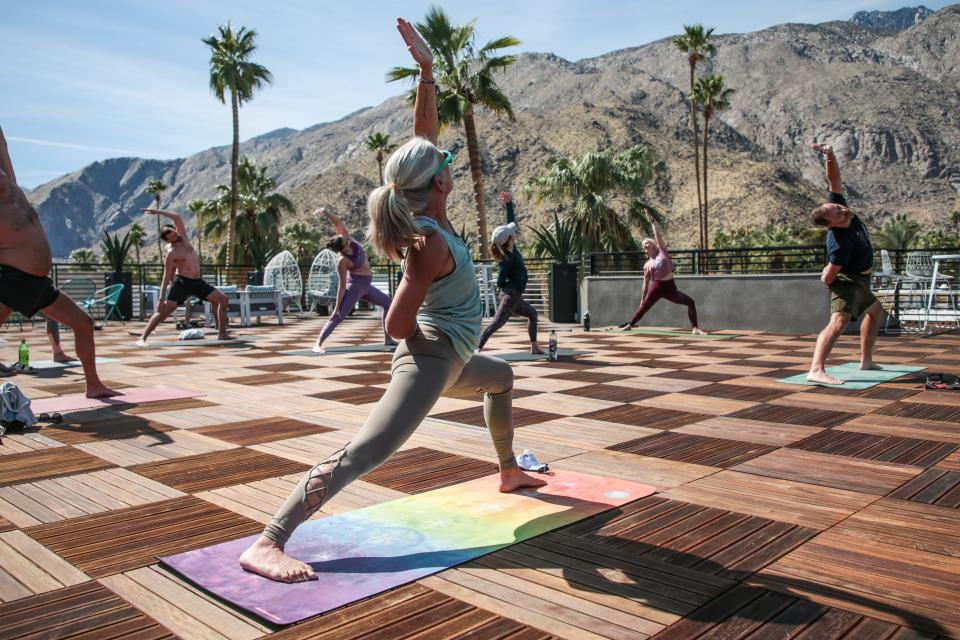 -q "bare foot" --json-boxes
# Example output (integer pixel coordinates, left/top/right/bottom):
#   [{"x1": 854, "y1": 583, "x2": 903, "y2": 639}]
[
  {"x1": 218, "y1": 333, "x2": 234, "y2": 341},
  {"x1": 53, "y1": 353, "x2": 77, "y2": 363},
  {"x1": 311, "y1": 343, "x2": 326, "y2": 354},
  {"x1": 499, "y1": 466, "x2": 548, "y2": 493},
  {"x1": 618, "y1": 323, "x2": 634, "y2": 332},
  {"x1": 85, "y1": 385, "x2": 122, "y2": 399},
  {"x1": 806, "y1": 370, "x2": 844, "y2": 385},
  {"x1": 530, "y1": 346, "x2": 545, "y2": 355},
  {"x1": 692, "y1": 327, "x2": 707, "y2": 335},
  {"x1": 860, "y1": 362, "x2": 882, "y2": 370},
  {"x1": 135, "y1": 338, "x2": 147, "y2": 347},
  {"x1": 239, "y1": 536, "x2": 316, "y2": 583}
]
